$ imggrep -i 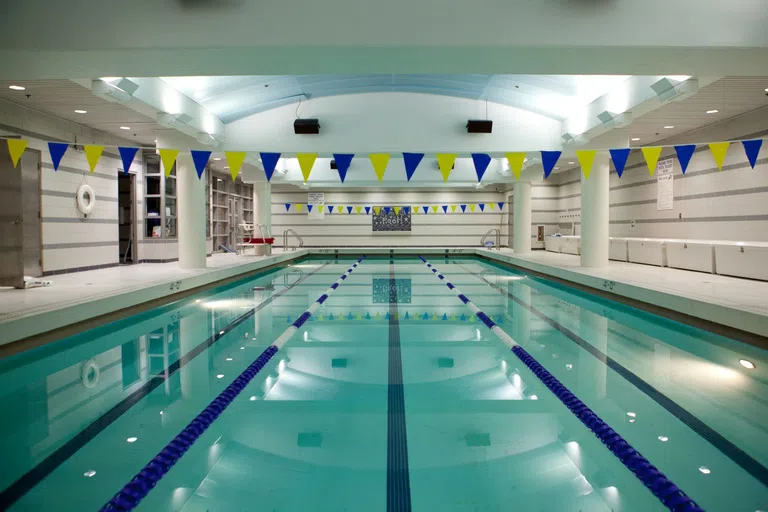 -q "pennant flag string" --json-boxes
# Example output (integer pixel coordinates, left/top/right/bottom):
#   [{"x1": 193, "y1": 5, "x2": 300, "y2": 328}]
[{"x1": 118, "y1": 146, "x2": 139, "y2": 175}]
